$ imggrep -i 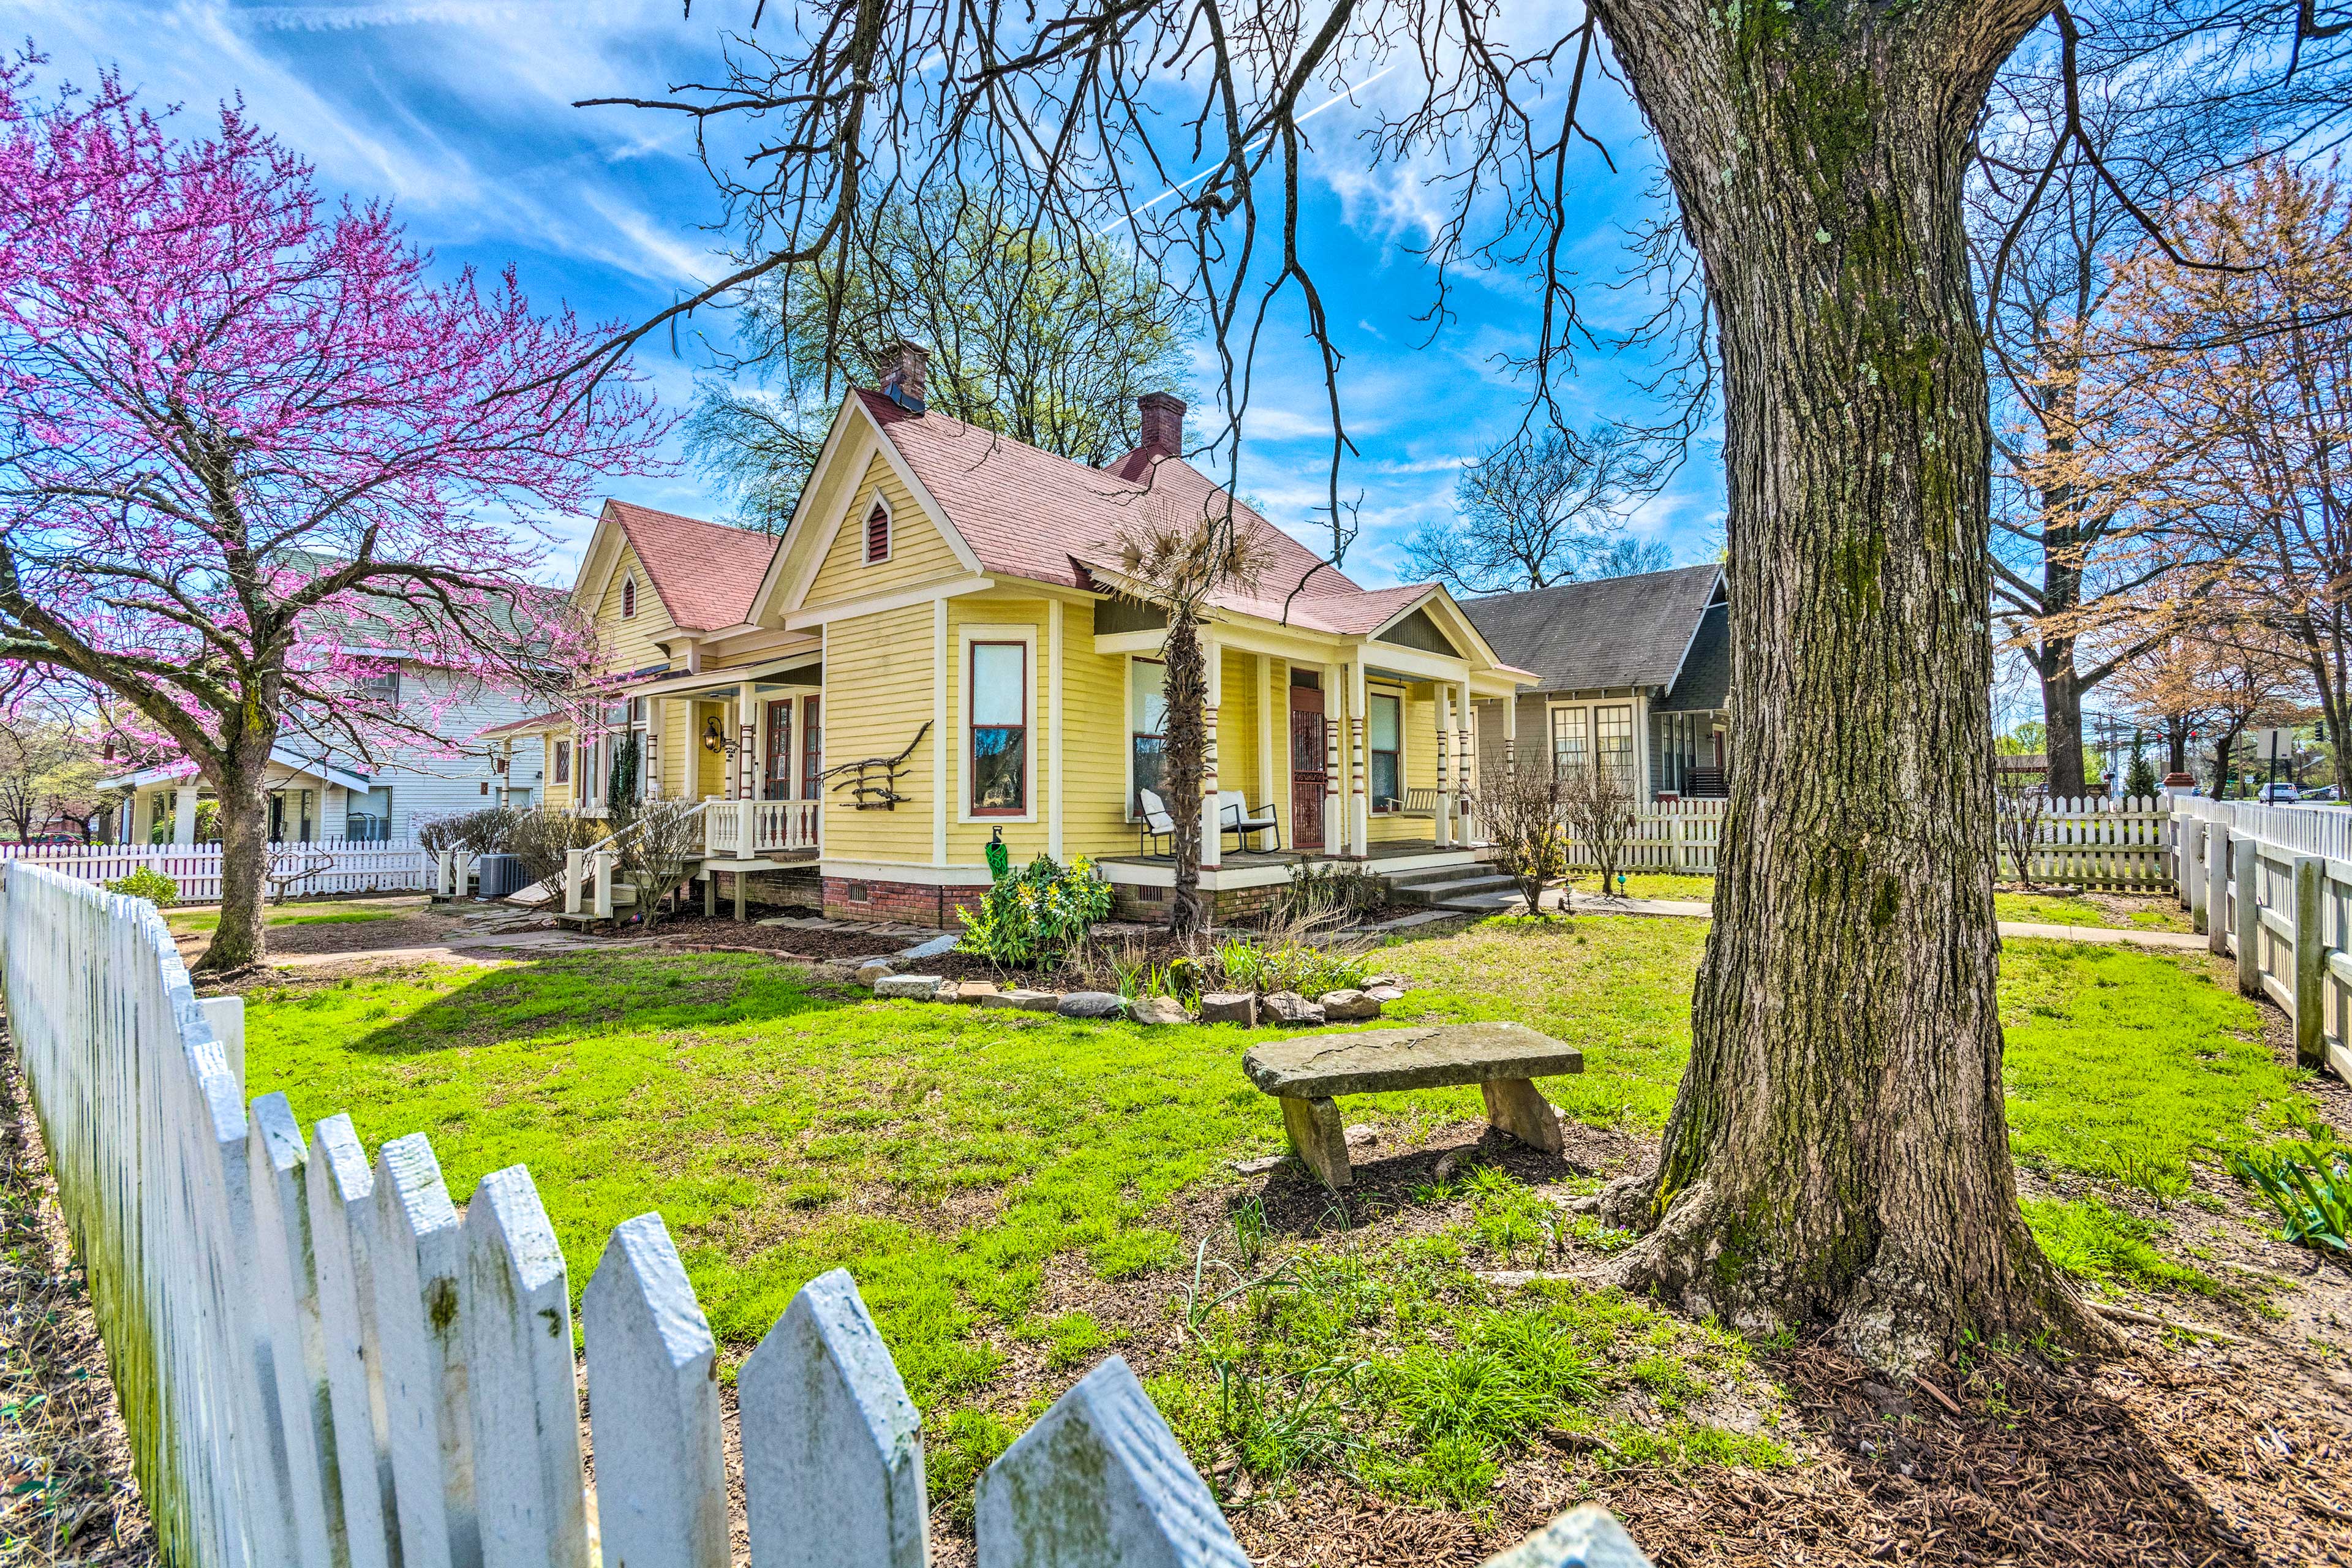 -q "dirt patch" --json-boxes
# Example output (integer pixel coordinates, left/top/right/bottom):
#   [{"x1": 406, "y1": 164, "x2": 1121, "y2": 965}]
[{"x1": 1, "y1": 1029, "x2": 155, "y2": 1566}]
